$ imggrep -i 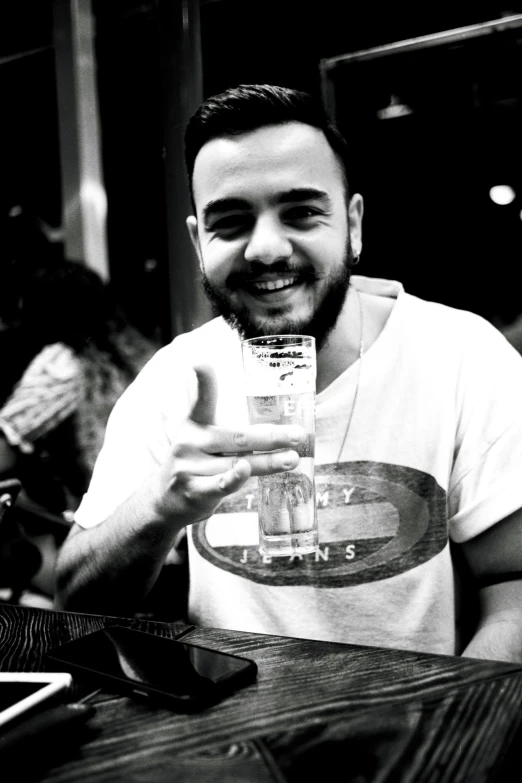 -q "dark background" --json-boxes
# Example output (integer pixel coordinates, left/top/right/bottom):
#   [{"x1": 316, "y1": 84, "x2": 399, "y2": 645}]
[{"x1": 1, "y1": 1, "x2": 521, "y2": 338}]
